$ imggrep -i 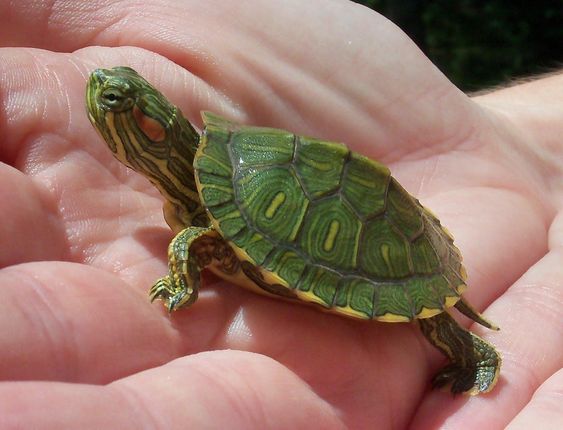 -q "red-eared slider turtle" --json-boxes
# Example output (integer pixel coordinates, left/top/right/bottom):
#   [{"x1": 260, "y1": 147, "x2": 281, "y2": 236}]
[{"x1": 86, "y1": 66, "x2": 501, "y2": 395}]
